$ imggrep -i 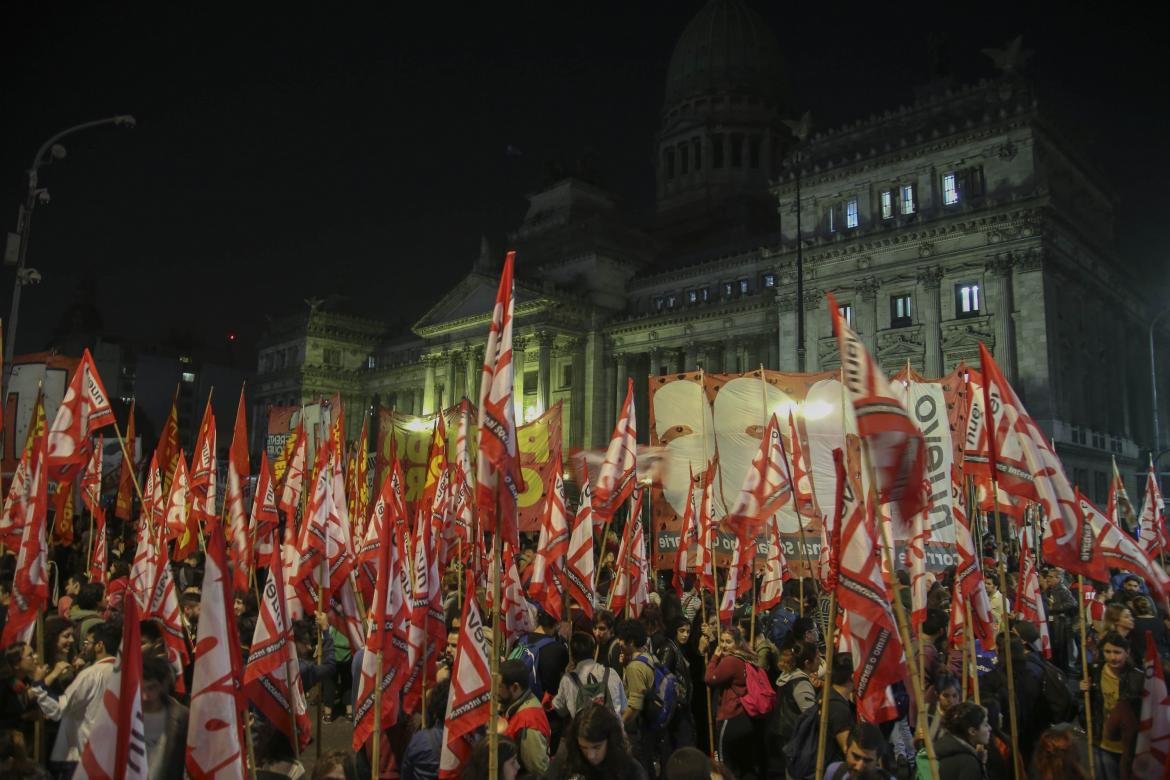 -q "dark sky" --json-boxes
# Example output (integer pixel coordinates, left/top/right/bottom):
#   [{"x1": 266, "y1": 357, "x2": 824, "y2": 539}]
[{"x1": 2, "y1": 3, "x2": 1165, "y2": 367}]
